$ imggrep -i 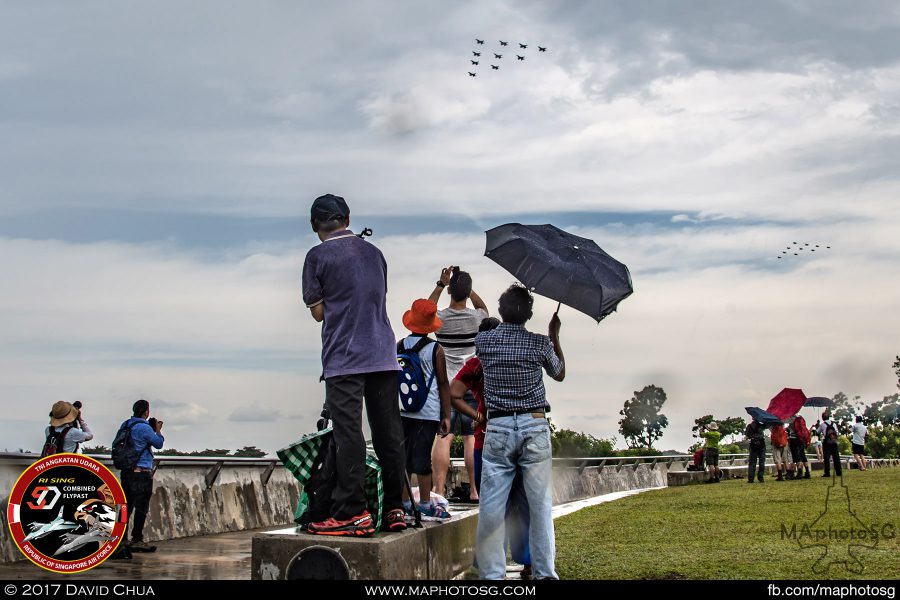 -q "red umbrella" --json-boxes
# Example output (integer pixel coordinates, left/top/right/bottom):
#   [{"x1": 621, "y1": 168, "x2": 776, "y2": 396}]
[{"x1": 766, "y1": 388, "x2": 807, "y2": 421}]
